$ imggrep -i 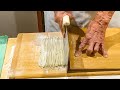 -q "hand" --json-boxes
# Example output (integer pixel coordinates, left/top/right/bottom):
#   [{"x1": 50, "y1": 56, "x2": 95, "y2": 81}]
[
  {"x1": 75, "y1": 20, "x2": 108, "y2": 57},
  {"x1": 74, "y1": 11, "x2": 114, "y2": 58},
  {"x1": 54, "y1": 11, "x2": 73, "y2": 35}
]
